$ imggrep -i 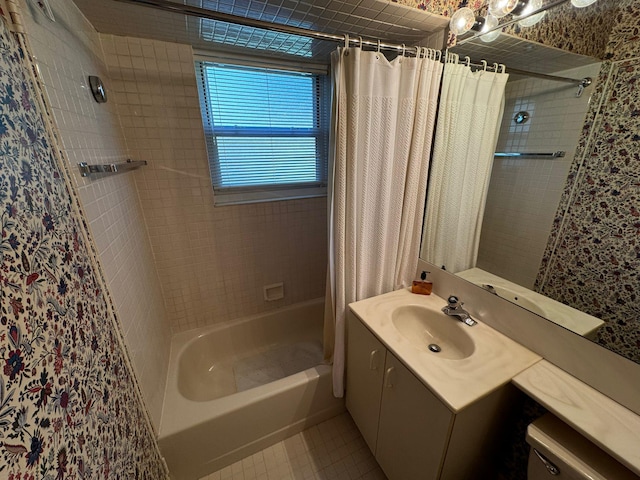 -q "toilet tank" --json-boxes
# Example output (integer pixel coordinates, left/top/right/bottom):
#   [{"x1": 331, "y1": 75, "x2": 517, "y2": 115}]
[{"x1": 526, "y1": 414, "x2": 639, "y2": 480}]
